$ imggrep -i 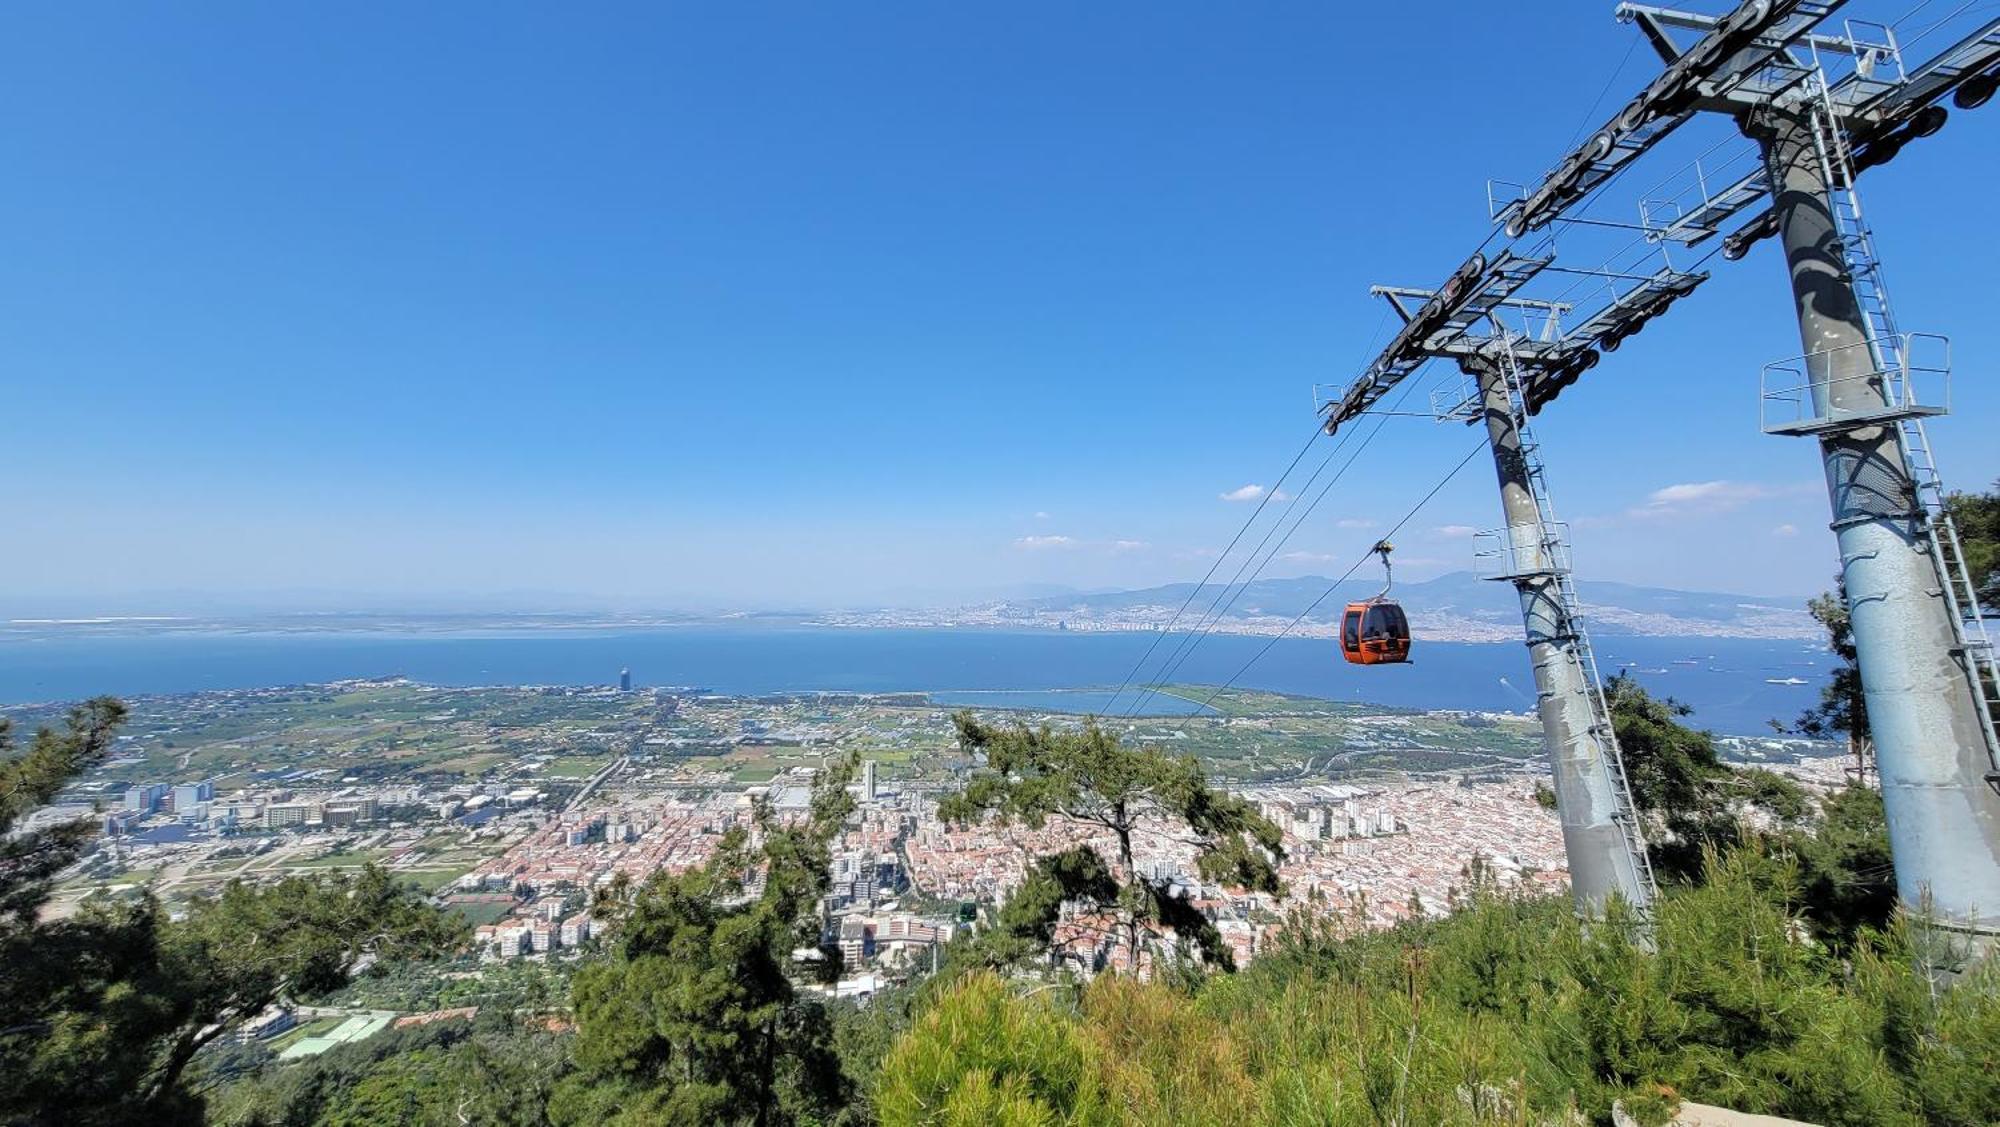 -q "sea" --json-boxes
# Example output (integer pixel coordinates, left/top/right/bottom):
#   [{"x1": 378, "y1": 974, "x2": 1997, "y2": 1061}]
[{"x1": 0, "y1": 626, "x2": 1829, "y2": 737}]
